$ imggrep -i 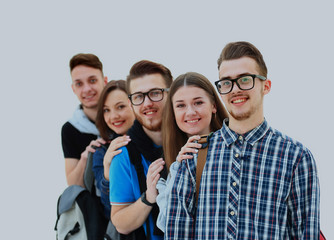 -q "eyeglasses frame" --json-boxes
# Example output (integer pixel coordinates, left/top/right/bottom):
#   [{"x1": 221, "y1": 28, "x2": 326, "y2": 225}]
[
  {"x1": 214, "y1": 74, "x2": 266, "y2": 95},
  {"x1": 128, "y1": 88, "x2": 169, "y2": 106}
]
